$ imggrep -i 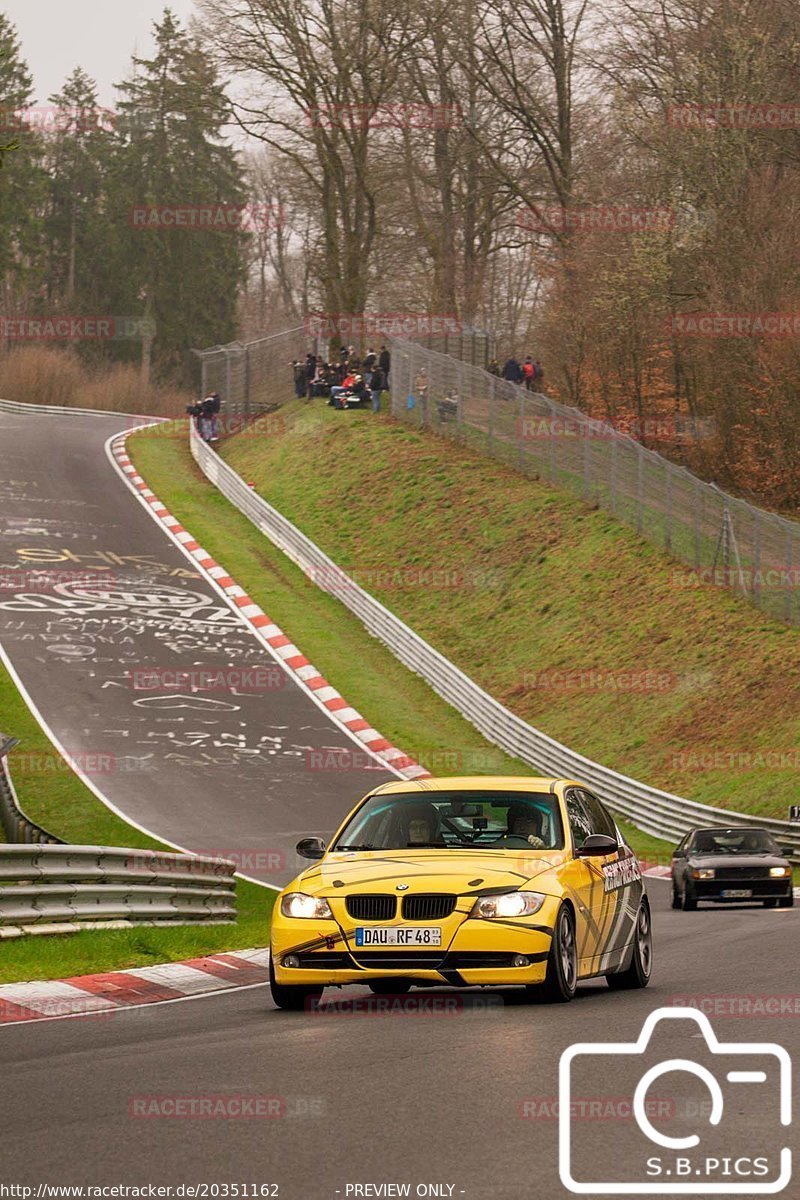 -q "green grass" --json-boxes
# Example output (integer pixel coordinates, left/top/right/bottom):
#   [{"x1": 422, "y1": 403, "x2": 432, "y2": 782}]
[
  {"x1": 125, "y1": 417, "x2": 680, "y2": 875},
  {"x1": 0, "y1": 655, "x2": 274, "y2": 984},
  {"x1": 0, "y1": 886, "x2": 275, "y2": 986},
  {"x1": 133, "y1": 402, "x2": 800, "y2": 824}
]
